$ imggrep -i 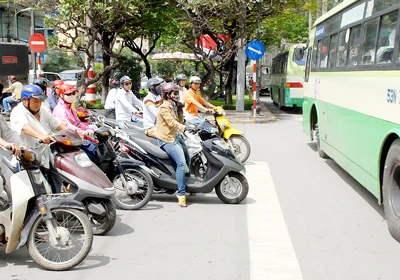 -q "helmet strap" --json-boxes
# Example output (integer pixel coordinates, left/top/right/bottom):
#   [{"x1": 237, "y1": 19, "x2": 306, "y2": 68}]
[{"x1": 24, "y1": 99, "x2": 40, "y2": 115}]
